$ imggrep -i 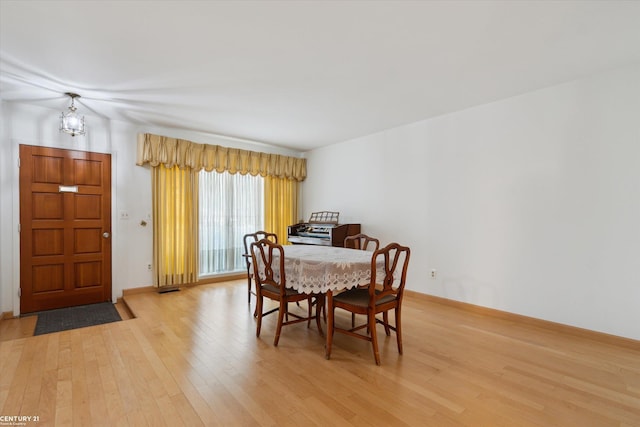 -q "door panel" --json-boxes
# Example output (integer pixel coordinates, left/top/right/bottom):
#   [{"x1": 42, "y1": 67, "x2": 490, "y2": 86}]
[{"x1": 20, "y1": 145, "x2": 112, "y2": 313}]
